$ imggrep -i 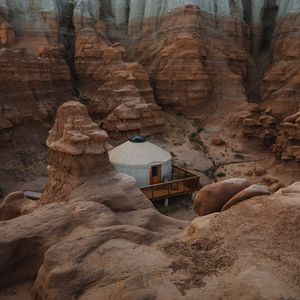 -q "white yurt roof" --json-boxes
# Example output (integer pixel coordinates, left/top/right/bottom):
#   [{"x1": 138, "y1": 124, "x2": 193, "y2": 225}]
[{"x1": 109, "y1": 138, "x2": 172, "y2": 167}]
